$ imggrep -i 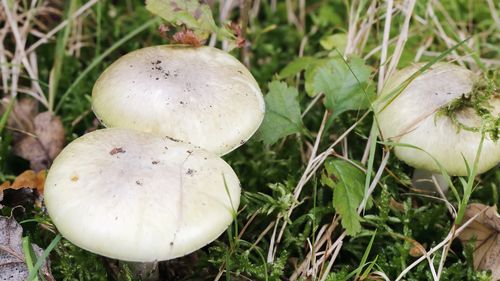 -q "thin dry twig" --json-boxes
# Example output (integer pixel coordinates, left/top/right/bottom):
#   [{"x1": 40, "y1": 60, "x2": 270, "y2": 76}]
[{"x1": 395, "y1": 209, "x2": 487, "y2": 281}]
